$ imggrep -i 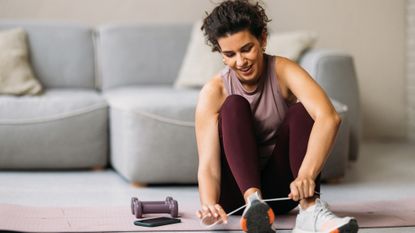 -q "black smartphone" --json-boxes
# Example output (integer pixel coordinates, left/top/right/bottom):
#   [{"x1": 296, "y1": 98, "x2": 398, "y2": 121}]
[{"x1": 134, "y1": 217, "x2": 181, "y2": 227}]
